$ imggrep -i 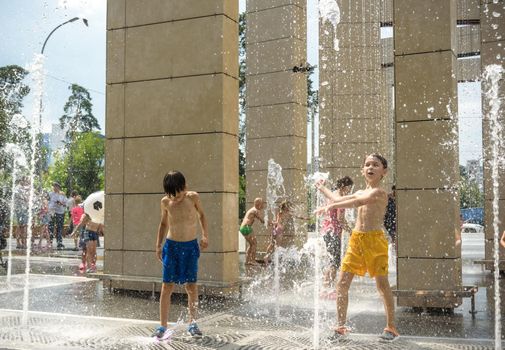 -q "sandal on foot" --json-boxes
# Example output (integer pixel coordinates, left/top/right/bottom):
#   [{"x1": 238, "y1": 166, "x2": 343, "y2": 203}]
[{"x1": 379, "y1": 328, "x2": 399, "y2": 342}]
